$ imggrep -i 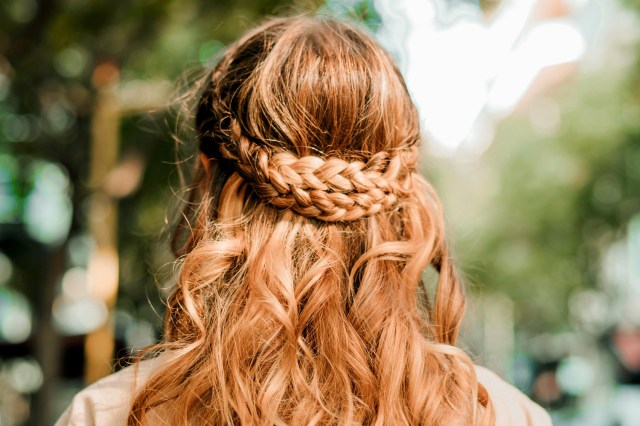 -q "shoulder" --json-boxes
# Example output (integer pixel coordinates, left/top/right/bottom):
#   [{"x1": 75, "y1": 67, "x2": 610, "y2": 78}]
[
  {"x1": 55, "y1": 356, "x2": 160, "y2": 426},
  {"x1": 475, "y1": 365, "x2": 553, "y2": 426}
]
